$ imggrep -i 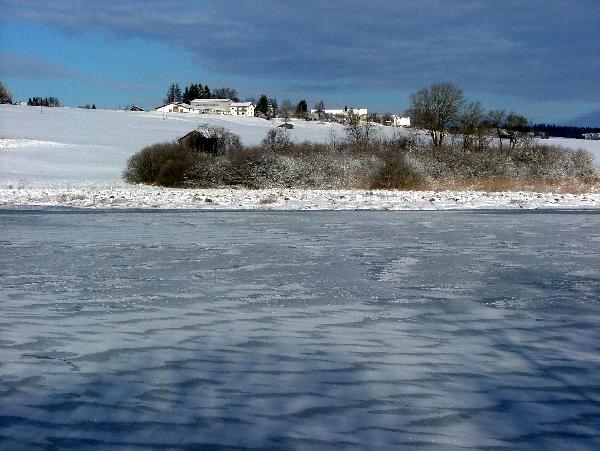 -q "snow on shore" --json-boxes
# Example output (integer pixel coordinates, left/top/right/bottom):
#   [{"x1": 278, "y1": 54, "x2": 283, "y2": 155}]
[
  {"x1": 1, "y1": 104, "x2": 599, "y2": 210},
  {"x1": 2, "y1": 185, "x2": 600, "y2": 210}
]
